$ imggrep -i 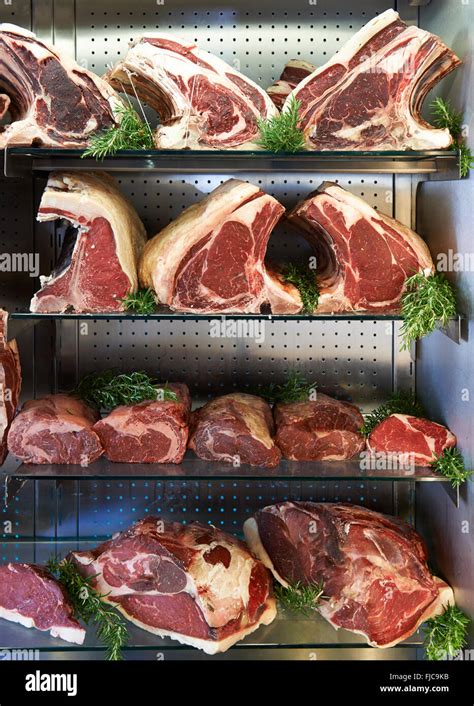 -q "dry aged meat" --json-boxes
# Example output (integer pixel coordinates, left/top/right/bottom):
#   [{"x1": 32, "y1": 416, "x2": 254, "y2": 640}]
[
  {"x1": 94, "y1": 384, "x2": 191, "y2": 464},
  {"x1": 139, "y1": 179, "x2": 301, "y2": 314},
  {"x1": 266, "y1": 59, "x2": 316, "y2": 109},
  {"x1": 189, "y1": 393, "x2": 281, "y2": 468},
  {"x1": 368, "y1": 414, "x2": 457, "y2": 466},
  {"x1": 286, "y1": 9, "x2": 461, "y2": 150},
  {"x1": 0, "y1": 23, "x2": 120, "y2": 148},
  {"x1": 69, "y1": 517, "x2": 276, "y2": 653},
  {"x1": 274, "y1": 394, "x2": 365, "y2": 461},
  {"x1": 30, "y1": 172, "x2": 147, "y2": 313},
  {"x1": 244, "y1": 502, "x2": 454, "y2": 648},
  {"x1": 288, "y1": 182, "x2": 434, "y2": 313},
  {"x1": 106, "y1": 33, "x2": 278, "y2": 150},
  {"x1": 8, "y1": 394, "x2": 103, "y2": 466},
  {"x1": 0, "y1": 93, "x2": 10, "y2": 119},
  {"x1": 0, "y1": 563, "x2": 85, "y2": 644},
  {"x1": 0, "y1": 310, "x2": 21, "y2": 464}
]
